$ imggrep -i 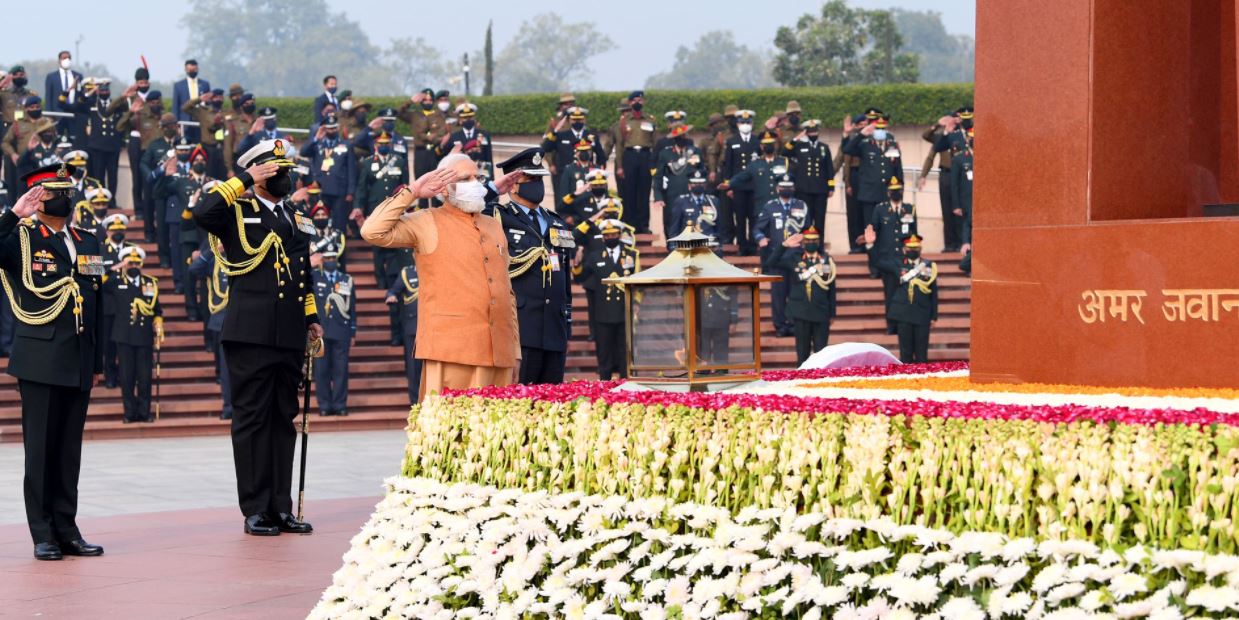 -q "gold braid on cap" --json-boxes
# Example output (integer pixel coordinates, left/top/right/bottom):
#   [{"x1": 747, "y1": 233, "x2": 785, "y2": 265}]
[{"x1": 0, "y1": 227, "x2": 83, "y2": 329}]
